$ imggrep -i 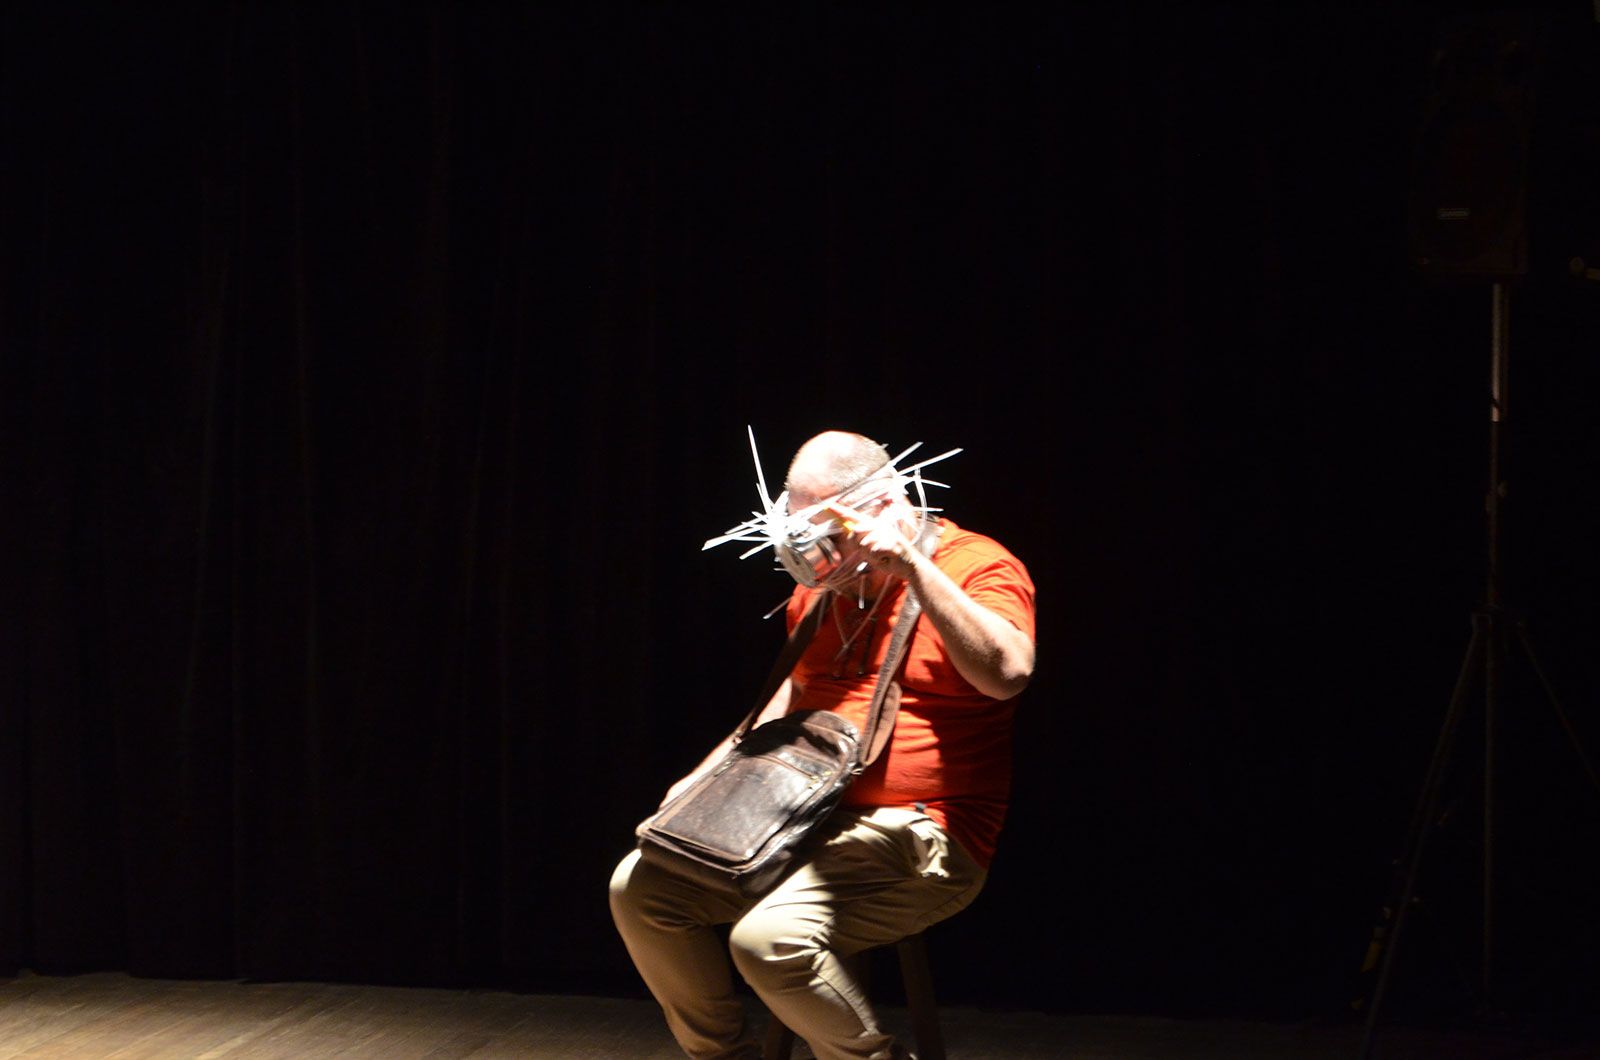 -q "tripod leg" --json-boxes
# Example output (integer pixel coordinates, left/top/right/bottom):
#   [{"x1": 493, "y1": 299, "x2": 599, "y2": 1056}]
[
  {"x1": 1513, "y1": 620, "x2": 1600, "y2": 799},
  {"x1": 1483, "y1": 612, "x2": 1506, "y2": 1002},
  {"x1": 1359, "y1": 616, "x2": 1488, "y2": 1060}
]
